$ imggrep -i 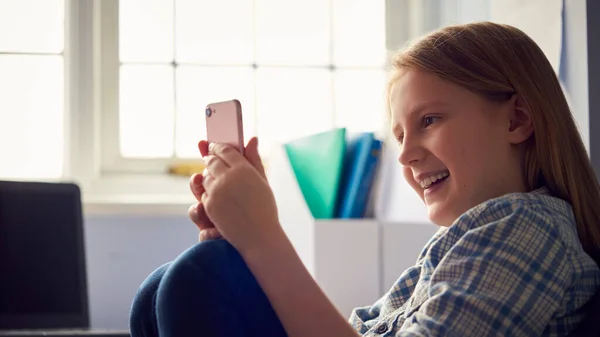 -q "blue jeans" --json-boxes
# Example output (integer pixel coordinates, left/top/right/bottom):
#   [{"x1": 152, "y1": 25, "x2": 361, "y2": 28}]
[{"x1": 129, "y1": 239, "x2": 288, "y2": 337}]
